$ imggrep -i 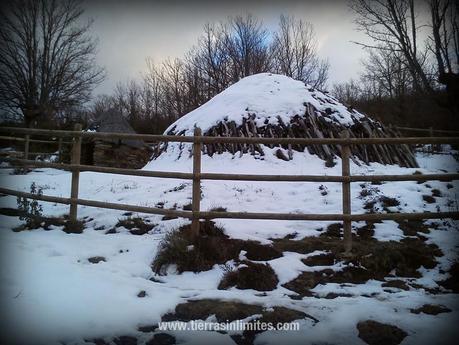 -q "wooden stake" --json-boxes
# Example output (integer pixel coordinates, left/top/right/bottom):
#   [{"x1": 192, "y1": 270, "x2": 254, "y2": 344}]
[
  {"x1": 191, "y1": 127, "x2": 202, "y2": 237},
  {"x1": 69, "y1": 124, "x2": 82, "y2": 222},
  {"x1": 341, "y1": 130, "x2": 352, "y2": 254}
]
